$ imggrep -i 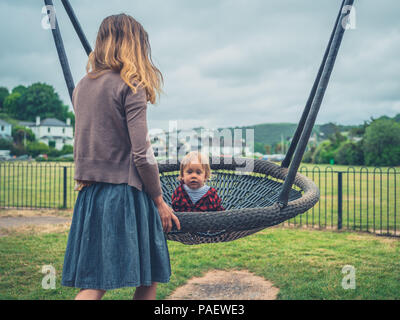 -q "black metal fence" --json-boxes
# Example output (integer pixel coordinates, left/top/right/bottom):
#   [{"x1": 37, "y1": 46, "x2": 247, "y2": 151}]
[
  {"x1": 0, "y1": 161, "x2": 399, "y2": 237},
  {"x1": 284, "y1": 166, "x2": 399, "y2": 237},
  {"x1": 0, "y1": 161, "x2": 76, "y2": 210}
]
